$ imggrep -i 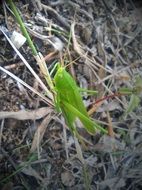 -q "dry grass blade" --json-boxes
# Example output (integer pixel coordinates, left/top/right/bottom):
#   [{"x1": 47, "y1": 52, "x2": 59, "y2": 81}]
[
  {"x1": 21, "y1": 166, "x2": 44, "y2": 183},
  {"x1": 30, "y1": 114, "x2": 51, "y2": 153},
  {"x1": 88, "y1": 100, "x2": 104, "y2": 115},
  {"x1": 74, "y1": 136, "x2": 85, "y2": 164},
  {"x1": 0, "y1": 120, "x2": 4, "y2": 147},
  {"x1": 35, "y1": 52, "x2": 54, "y2": 91},
  {"x1": 0, "y1": 107, "x2": 52, "y2": 120},
  {"x1": 0, "y1": 66, "x2": 53, "y2": 105},
  {"x1": 71, "y1": 22, "x2": 113, "y2": 75},
  {"x1": 71, "y1": 22, "x2": 84, "y2": 56},
  {"x1": 106, "y1": 111, "x2": 115, "y2": 137},
  {"x1": 40, "y1": 2, "x2": 70, "y2": 30}
]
